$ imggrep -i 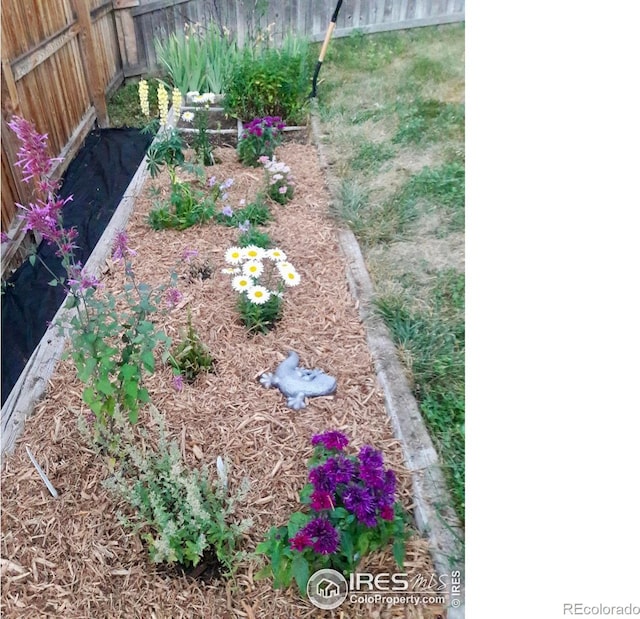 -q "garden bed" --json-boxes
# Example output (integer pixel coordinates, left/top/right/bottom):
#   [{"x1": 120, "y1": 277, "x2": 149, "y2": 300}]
[{"x1": 1, "y1": 142, "x2": 446, "y2": 618}]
